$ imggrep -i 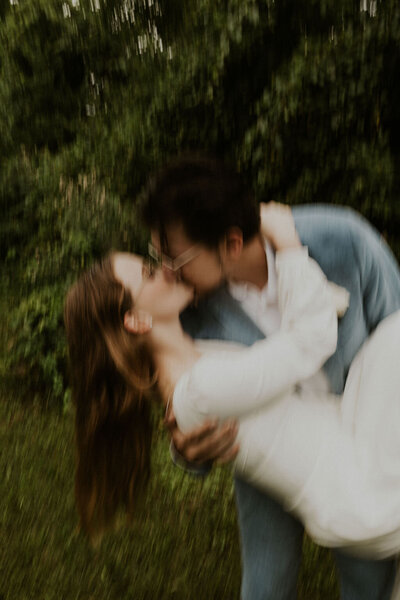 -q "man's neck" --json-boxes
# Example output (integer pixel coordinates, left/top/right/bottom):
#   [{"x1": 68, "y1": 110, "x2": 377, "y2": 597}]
[{"x1": 229, "y1": 233, "x2": 268, "y2": 290}]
